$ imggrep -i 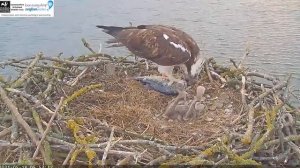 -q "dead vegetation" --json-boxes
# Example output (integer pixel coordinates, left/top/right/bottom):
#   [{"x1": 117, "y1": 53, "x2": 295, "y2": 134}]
[{"x1": 0, "y1": 39, "x2": 299, "y2": 166}]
